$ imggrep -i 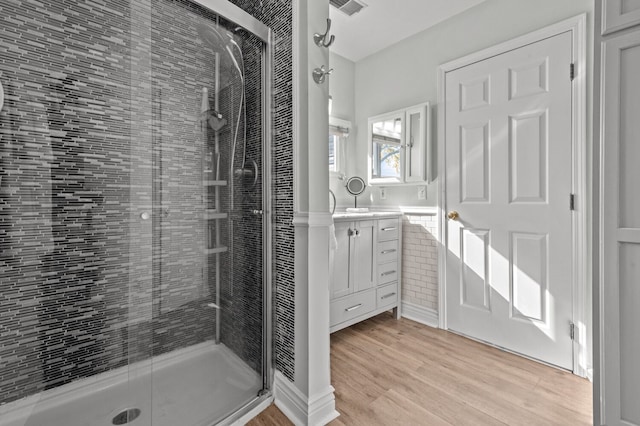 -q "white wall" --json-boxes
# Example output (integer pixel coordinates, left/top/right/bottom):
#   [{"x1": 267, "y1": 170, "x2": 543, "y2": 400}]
[
  {"x1": 352, "y1": 0, "x2": 594, "y2": 208},
  {"x1": 341, "y1": 0, "x2": 594, "y2": 377}
]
